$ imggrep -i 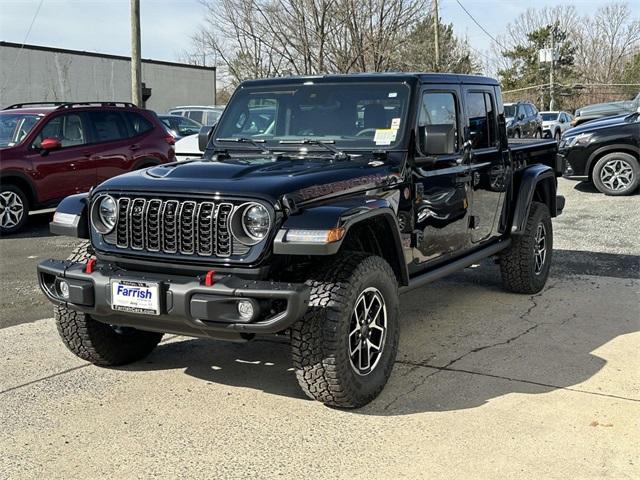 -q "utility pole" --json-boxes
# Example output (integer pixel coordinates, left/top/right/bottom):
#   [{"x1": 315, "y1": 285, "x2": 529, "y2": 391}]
[
  {"x1": 434, "y1": 0, "x2": 440, "y2": 72},
  {"x1": 130, "y1": 0, "x2": 142, "y2": 106},
  {"x1": 549, "y1": 25, "x2": 556, "y2": 111}
]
